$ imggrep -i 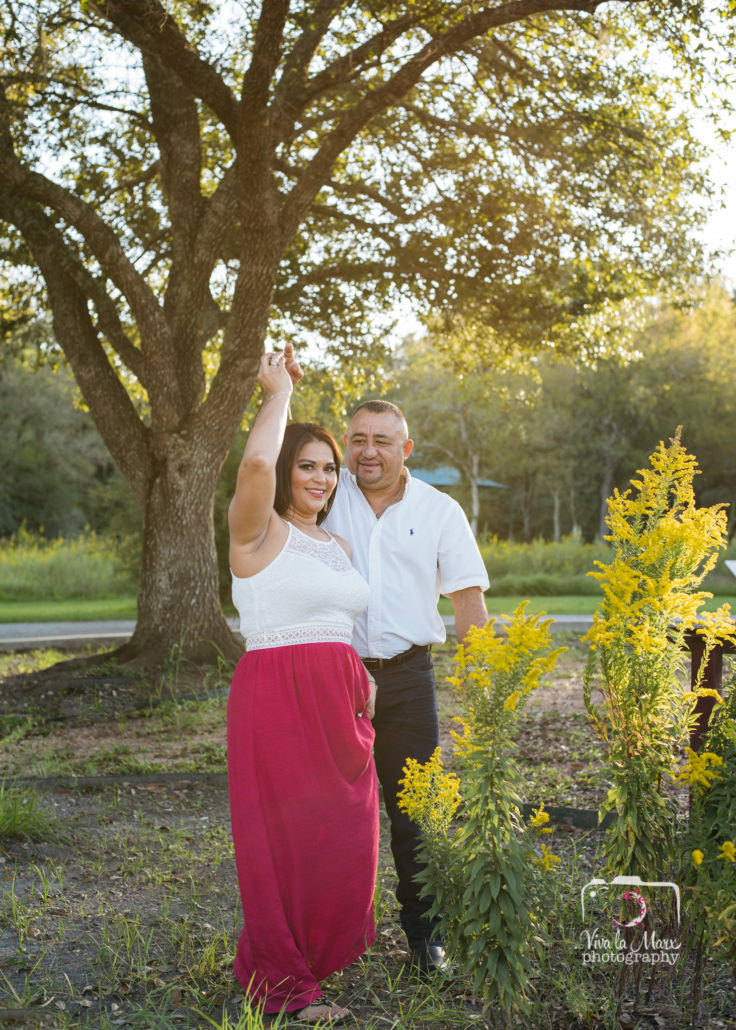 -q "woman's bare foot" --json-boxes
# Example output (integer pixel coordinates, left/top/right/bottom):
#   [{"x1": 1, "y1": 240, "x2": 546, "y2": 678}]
[{"x1": 294, "y1": 999, "x2": 350, "y2": 1024}]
